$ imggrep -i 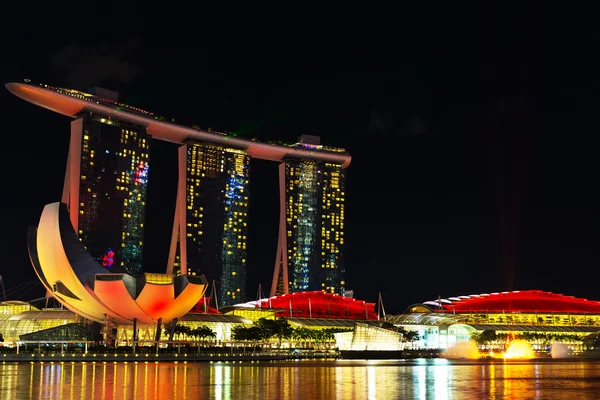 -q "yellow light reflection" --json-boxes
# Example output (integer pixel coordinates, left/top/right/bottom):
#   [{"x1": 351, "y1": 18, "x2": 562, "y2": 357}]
[{"x1": 367, "y1": 366, "x2": 377, "y2": 400}]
